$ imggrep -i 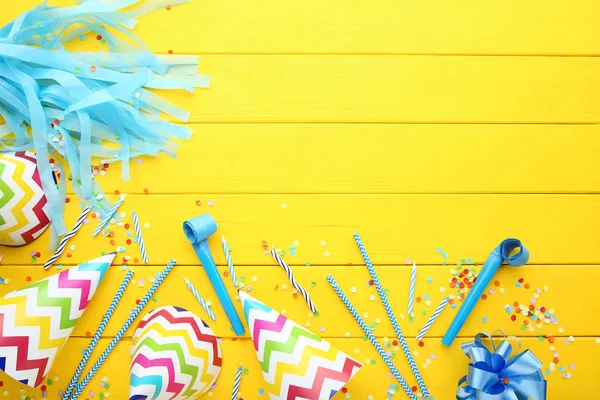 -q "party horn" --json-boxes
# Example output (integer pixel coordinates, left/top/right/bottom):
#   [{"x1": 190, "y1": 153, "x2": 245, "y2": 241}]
[
  {"x1": 183, "y1": 214, "x2": 245, "y2": 336},
  {"x1": 442, "y1": 238, "x2": 529, "y2": 346}
]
